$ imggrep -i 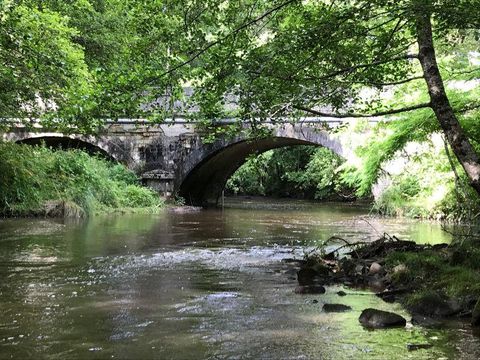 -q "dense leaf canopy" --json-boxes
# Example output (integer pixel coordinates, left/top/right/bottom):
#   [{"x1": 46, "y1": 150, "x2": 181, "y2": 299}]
[{"x1": 2, "y1": 0, "x2": 480, "y2": 194}]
